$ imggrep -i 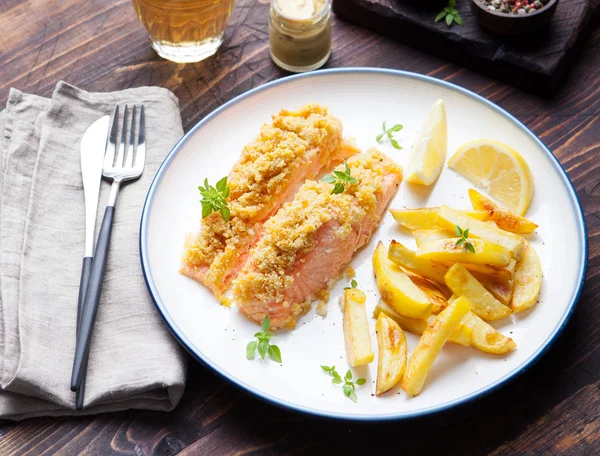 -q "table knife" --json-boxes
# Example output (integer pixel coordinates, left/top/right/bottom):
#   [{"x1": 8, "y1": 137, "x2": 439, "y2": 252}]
[{"x1": 75, "y1": 115, "x2": 110, "y2": 408}]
